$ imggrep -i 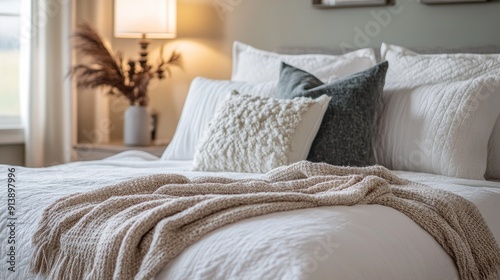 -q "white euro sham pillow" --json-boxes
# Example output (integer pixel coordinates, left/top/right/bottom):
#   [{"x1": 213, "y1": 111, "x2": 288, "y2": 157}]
[
  {"x1": 375, "y1": 43, "x2": 500, "y2": 180},
  {"x1": 381, "y1": 43, "x2": 500, "y2": 179},
  {"x1": 192, "y1": 92, "x2": 331, "y2": 173},
  {"x1": 232, "y1": 41, "x2": 377, "y2": 83},
  {"x1": 161, "y1": 77, "x2": 277, "y2": 161},
  {"x1": 381, "y1": 43, "x2": 500, "y2": 84}
]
